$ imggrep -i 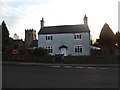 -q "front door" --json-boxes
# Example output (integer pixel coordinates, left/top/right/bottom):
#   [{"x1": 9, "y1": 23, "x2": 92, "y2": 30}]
[{"x1": 61, "y1": 48, "x2": 67, "y2": 56}]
